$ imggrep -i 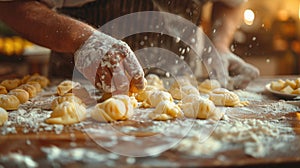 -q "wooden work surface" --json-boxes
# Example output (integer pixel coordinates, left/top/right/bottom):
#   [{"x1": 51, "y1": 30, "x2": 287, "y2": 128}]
[{"x1": 1, "y1": 76, "x2": 300, "y2": 168}]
